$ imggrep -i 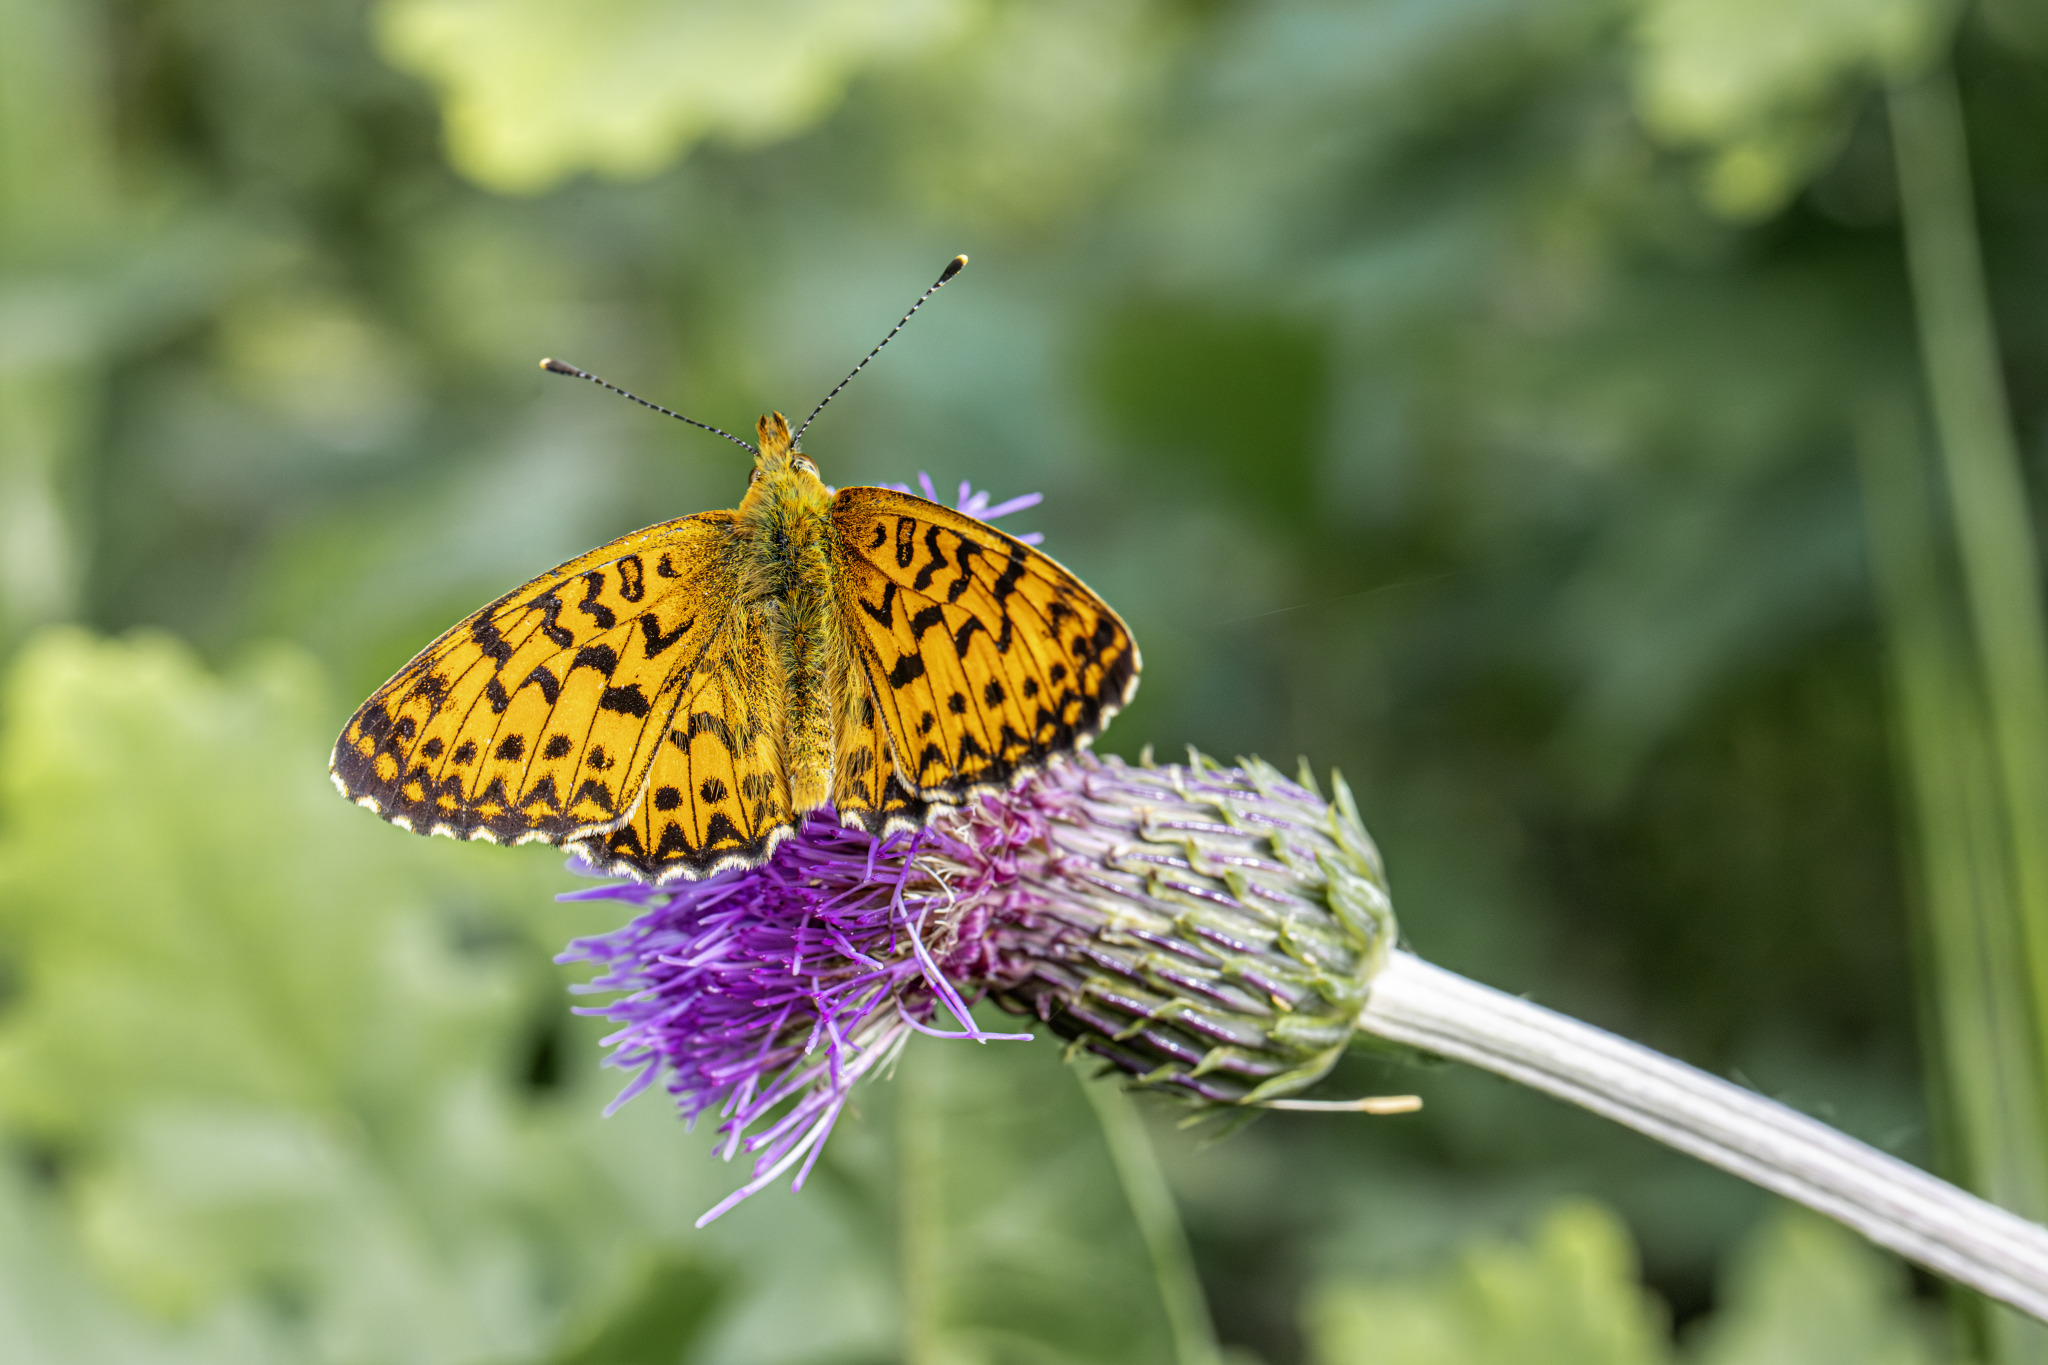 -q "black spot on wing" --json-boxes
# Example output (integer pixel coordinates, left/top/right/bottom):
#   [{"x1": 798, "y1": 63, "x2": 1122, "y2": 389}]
[
  {"x1": 522, "y1": 665, "x2": 561, "y2": 704},
  {"x1": 471, "y1": 617, "x2": 514, "y2": 668},
  {"x1": 861, "y1": 582, "x2": 897, "y2": 628},
  {"x1": 528, "y1": 589, "x2": 574, "y2": 647},
  {"x1": 948, "y1": 537, "x2": 986, "y2": 603},
  {"x1": 572, "y1": 643, "x2": 618, "y2": 675},
  {"x1": 578, "y1": 572, "x2": 616, "y2": 629},
  {"x1": 654, "y1": 822, "x2": 693, "y2": 859},
  {"x1": 912, "y1": 524, "x2": 947, "y2": 592},
  {"x1": 640, "y1": 612, "x2": 693, "y2": 657},
  {"x1": 991, "y1": 548, "x2": 1028, "y2": 602},
  {"x1": 676, "y1": 711, "x2": 737, "y2": 754},
  {"x1": 599, "y1": 684, "x2": 650, "y2": 717},
  {"x1": 616, "y1": 555, "x2": 645, "y2": 602}
]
